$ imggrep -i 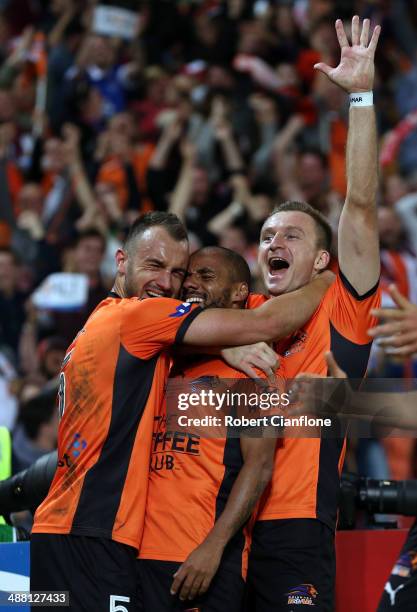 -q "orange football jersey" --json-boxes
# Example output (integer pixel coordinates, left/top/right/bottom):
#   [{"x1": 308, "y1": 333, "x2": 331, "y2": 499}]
[
  {"x1": 32, "y1": 295, "x2": 202, "y2": 550},
  {"x1": 247, "y1": 272, "x2": 380, "y2": 528}
]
